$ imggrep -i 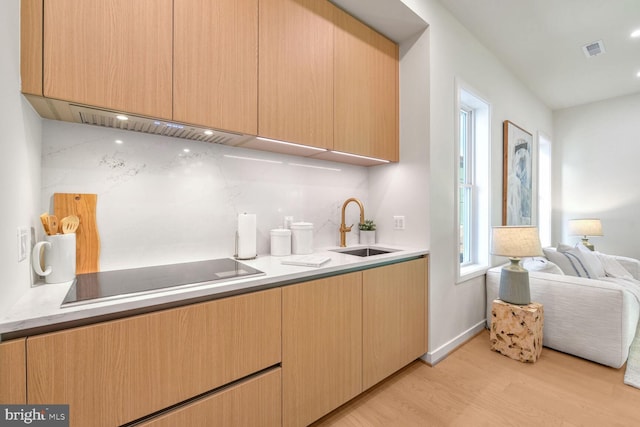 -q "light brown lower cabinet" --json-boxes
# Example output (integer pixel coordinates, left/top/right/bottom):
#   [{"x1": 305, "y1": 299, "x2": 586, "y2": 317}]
[
  {"x1": 363, "y1": 257, "x2": 428, "y2": 390},
  {"x1": 282, "y1": 272, "x2": 363, "y2": 427},
  {"x1": 135, "y1": 368, "x2": 281, "y2": 427},
  {"x1": 0, "y1": 338, "x2": 26, "y2": 404},
  {"x1": 282, "y1": 257, "x2": 429, "y2": 426},
  {"x1": 13, "y1": 257, "x2": 427, "y2": 427},
  {"x1": 26, "y1": 288, "x2": 281, "y2": 427}
]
